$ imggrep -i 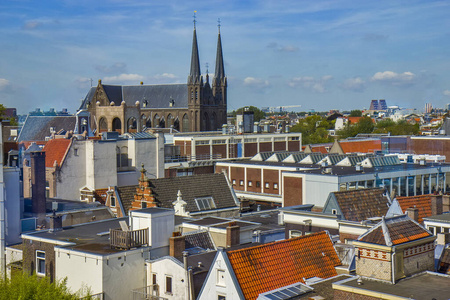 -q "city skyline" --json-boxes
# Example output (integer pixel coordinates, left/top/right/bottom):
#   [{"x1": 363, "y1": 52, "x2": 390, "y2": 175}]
[{"x1": 1, "y1": 0, "x2": 450, "y2": 114}]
